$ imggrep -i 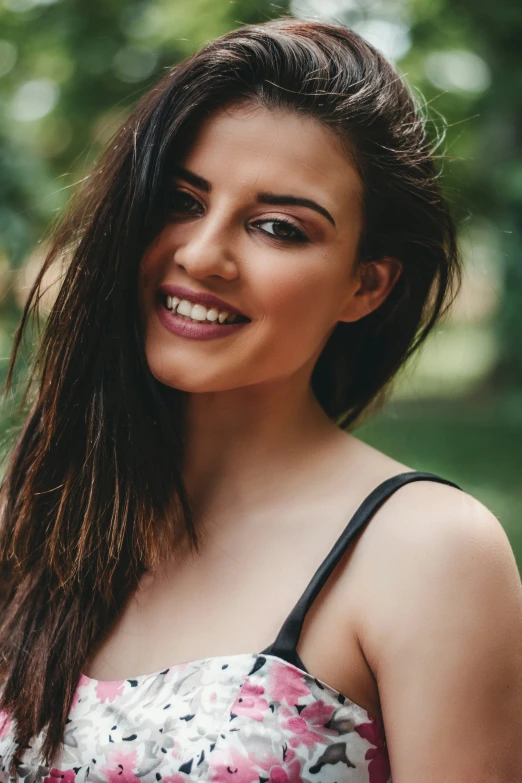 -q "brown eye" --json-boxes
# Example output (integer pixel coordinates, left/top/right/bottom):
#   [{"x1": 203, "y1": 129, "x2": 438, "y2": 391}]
[
  {"x1": 272, "y1": 222, "x2": 294, "y2": 238},
  {"x1": 253, "y1": 218, "x2": 309, "y2": 244},
  {"x1": 167, "y1": 189, "x2": 201, "y2": 214}
]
